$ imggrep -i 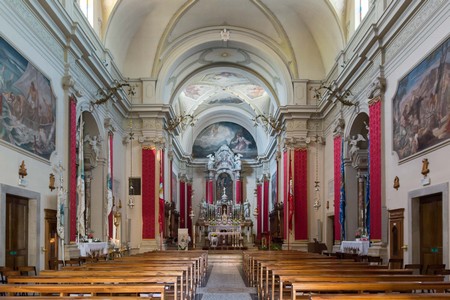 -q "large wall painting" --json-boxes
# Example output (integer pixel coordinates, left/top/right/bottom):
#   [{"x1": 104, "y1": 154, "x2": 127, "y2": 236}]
[
  {"x1": 0, "y1": 37, "x2": 56, "y2": 160},
  {"x1": 193, "y1": 121, "x2": 257, "y2": 159},
  {"x1": 393, "y1": 37, "x2": 450, "y2": 160}
]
